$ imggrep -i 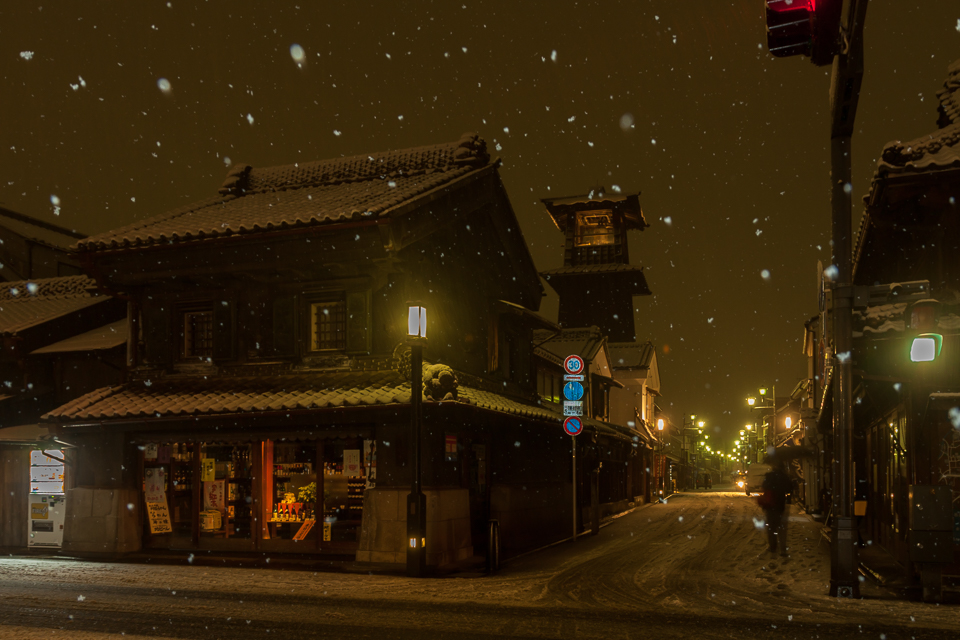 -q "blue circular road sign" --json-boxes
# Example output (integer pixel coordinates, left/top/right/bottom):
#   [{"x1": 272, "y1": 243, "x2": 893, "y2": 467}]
[
  {"x1": 563, "y1": 381, "x2": 584, "y2": 401},
  {"x1": 563, "y1": 416, "x2": 584, "y2": 437}
]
